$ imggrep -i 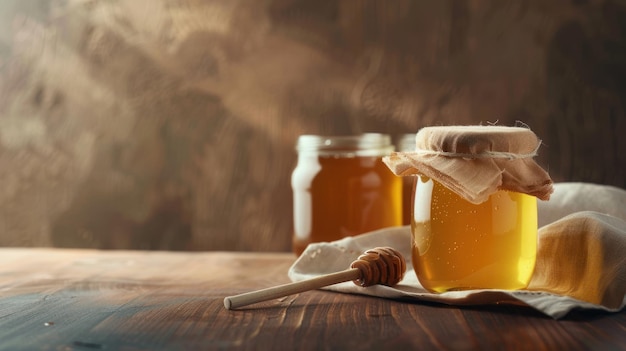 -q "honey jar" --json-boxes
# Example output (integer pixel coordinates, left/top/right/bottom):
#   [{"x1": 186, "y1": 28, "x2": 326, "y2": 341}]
[
  {"x1": 384, "y1": 126, "x2": 553, "y2": 292},
  {"x1": 291, "y1": 134, "x2": 402, "y2": 256},
  {"x1": 412, "y1": 176, "x2": 538, "y2": 292}
]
